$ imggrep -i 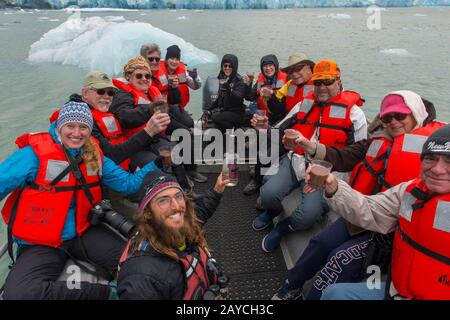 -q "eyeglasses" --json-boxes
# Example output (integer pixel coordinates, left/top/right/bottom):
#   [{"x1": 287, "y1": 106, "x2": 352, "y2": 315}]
[
  {"x1": 148, "y1": 57, "x2": 160, "y2": 62},
  {"x1": 155, "y1": 191, "x2": 185, "y2": 209},
  {"x1": 380, "y1": 113, "x2": 408, "y2": 124},
  {"x1": 135, "y1": 73, "x2": 151, "y2": 80},
  {"x1": 92, "y1": 88, "x2": 116, "y2": 97},
  {"x1": 223, "y1": 64, "x2": 233, "y2": 69},
  {"x1": 313, "y1": 78, "x2": 337, "y2": 87}
]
